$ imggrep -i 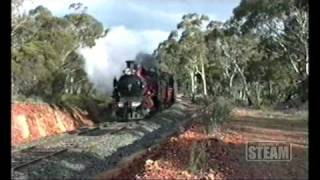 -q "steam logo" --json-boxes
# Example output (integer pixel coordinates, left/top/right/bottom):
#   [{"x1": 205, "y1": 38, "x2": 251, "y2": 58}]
[{"x1": 246, "y1": 141, "x2": 291, "y2": 161}]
